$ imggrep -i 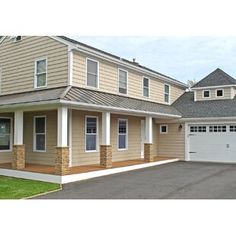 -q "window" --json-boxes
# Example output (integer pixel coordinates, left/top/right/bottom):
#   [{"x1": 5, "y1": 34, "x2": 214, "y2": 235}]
[
  {"x1": 209, "y1": 125, "x2": 226, "y2": 132},
  {"x1": 118, "y1": 69, "x2": 128, "y2": 94},
  {"x1": 143, "y1": 77, "x2": 149, "y2": 97},
  {"x1": 0, "y1": 118, "x2": 11, "y2": 151},
  {"x1": 216, "y1": 89, "x2": 224, "y2": 97},
  {"x1": 85, "y1": 117, "x2": 98, "y2": 151},
  {"x1": 35, "y1": 58, "x2": 47, "y2": 88},
  {"x1": 34, "y1": 116, "x2": 46, "y2": 152},
  {"x1": 203, "y1": 90, "x2": 210, "y2": 98},
  {"x1": 230, "y1": 125, "x2": 236, "y2": 132},
  {"x1": 118, "y1": 119, "x2": 128, "y2": 150},
  {"x1": 164, "y1": 84, "x2": 170, "y2": 103},
  {"x1": 190, "y1": 126, "x2": 207, "y2": 133},
  {"x1": 160, "y1": 125, "x2": 168, "y2": 134},
  {"x1": 86, "y1": 58, "x2": 98, "y2": 88}
]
